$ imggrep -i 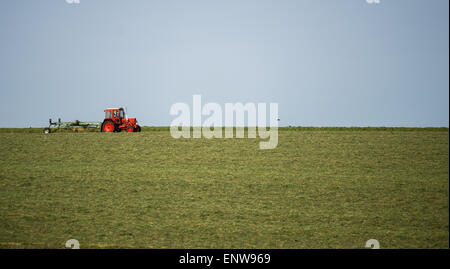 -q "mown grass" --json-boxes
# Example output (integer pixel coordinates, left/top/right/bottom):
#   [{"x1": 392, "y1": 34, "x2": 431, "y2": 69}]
[
  {"x1": 0, "y1": 126, "x2": 448, "y2": 133},
  {"x1": 0, "y1": 128, "x2": 448, "y2": 248}
]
